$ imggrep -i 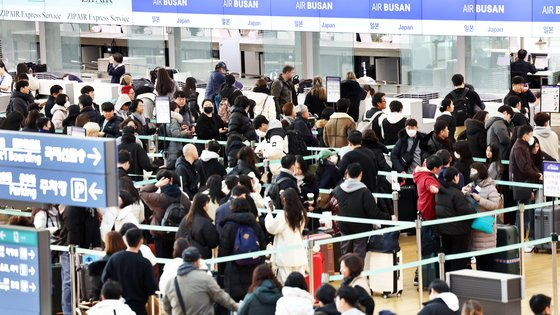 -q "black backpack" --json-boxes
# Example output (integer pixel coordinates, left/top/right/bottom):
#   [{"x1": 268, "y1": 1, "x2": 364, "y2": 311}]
[
  {"x1": 161, "y1": 196, "x2": 187, "y2": 229},
  {"x1": 450, "y1": 88, "x2": 471, "y2": 125},
  {"x1": 285, "y1": 125, "x2": 309, "y2": 156}
]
